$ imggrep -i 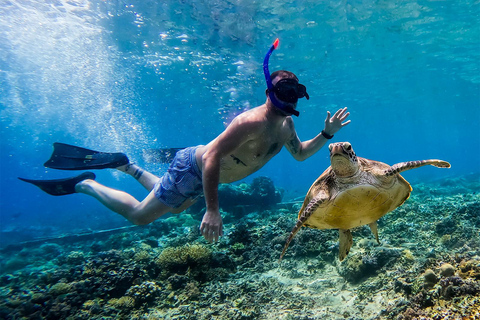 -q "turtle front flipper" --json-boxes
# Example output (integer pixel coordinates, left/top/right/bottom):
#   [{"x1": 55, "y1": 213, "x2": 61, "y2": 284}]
[
  {"x1": 279, "y1": 192, "x2": 328, "y2": 261},
  {"x1": 339, "y1": 229, "x2": 353, "y2": 261},
  {"x1": 385, "y1": 160, "x2": 451, "y2": 176}
]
